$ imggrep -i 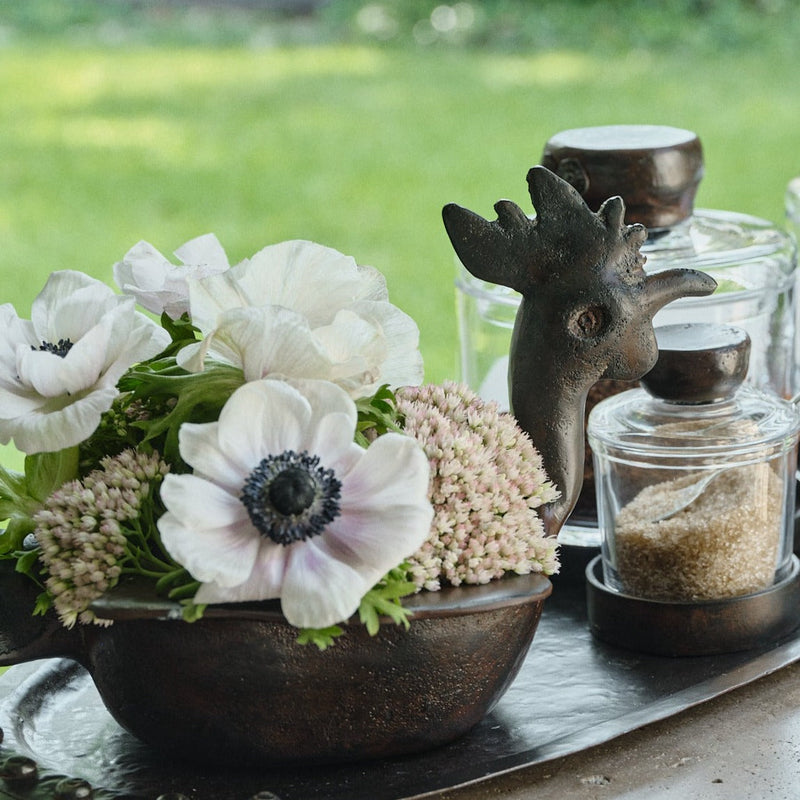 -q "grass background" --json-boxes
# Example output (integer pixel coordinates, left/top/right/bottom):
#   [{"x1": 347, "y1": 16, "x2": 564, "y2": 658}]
[{"x1": 0, "y1": 0, "x2": 798, "y2": 471}]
